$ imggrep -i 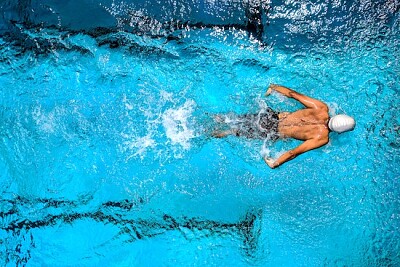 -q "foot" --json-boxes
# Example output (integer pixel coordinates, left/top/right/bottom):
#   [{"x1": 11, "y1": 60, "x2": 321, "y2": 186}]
[
  {"x1": 213, "y1": 115, "x2": 225, "y2": 123},
  {"x1": 212, "y1": 130, "x2": 232, "y2": 138}
]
